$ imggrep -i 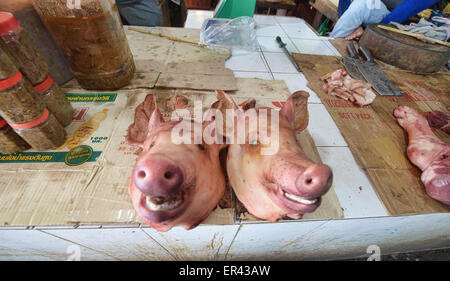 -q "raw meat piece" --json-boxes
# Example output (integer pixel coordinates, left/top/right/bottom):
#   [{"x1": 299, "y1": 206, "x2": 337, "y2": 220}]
[
  {"x1": 427, "y1": 111, "x2": 450, "y2": 134},
  {"x1": 214, "y1": 90, "x2": 333, "y2": 222},
  {"x1": 321, "y1": 69, "x2": 376, "y2": 106},
  {"x1": 394, "y1": 106, "x2": 450, "y2": 205}
]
